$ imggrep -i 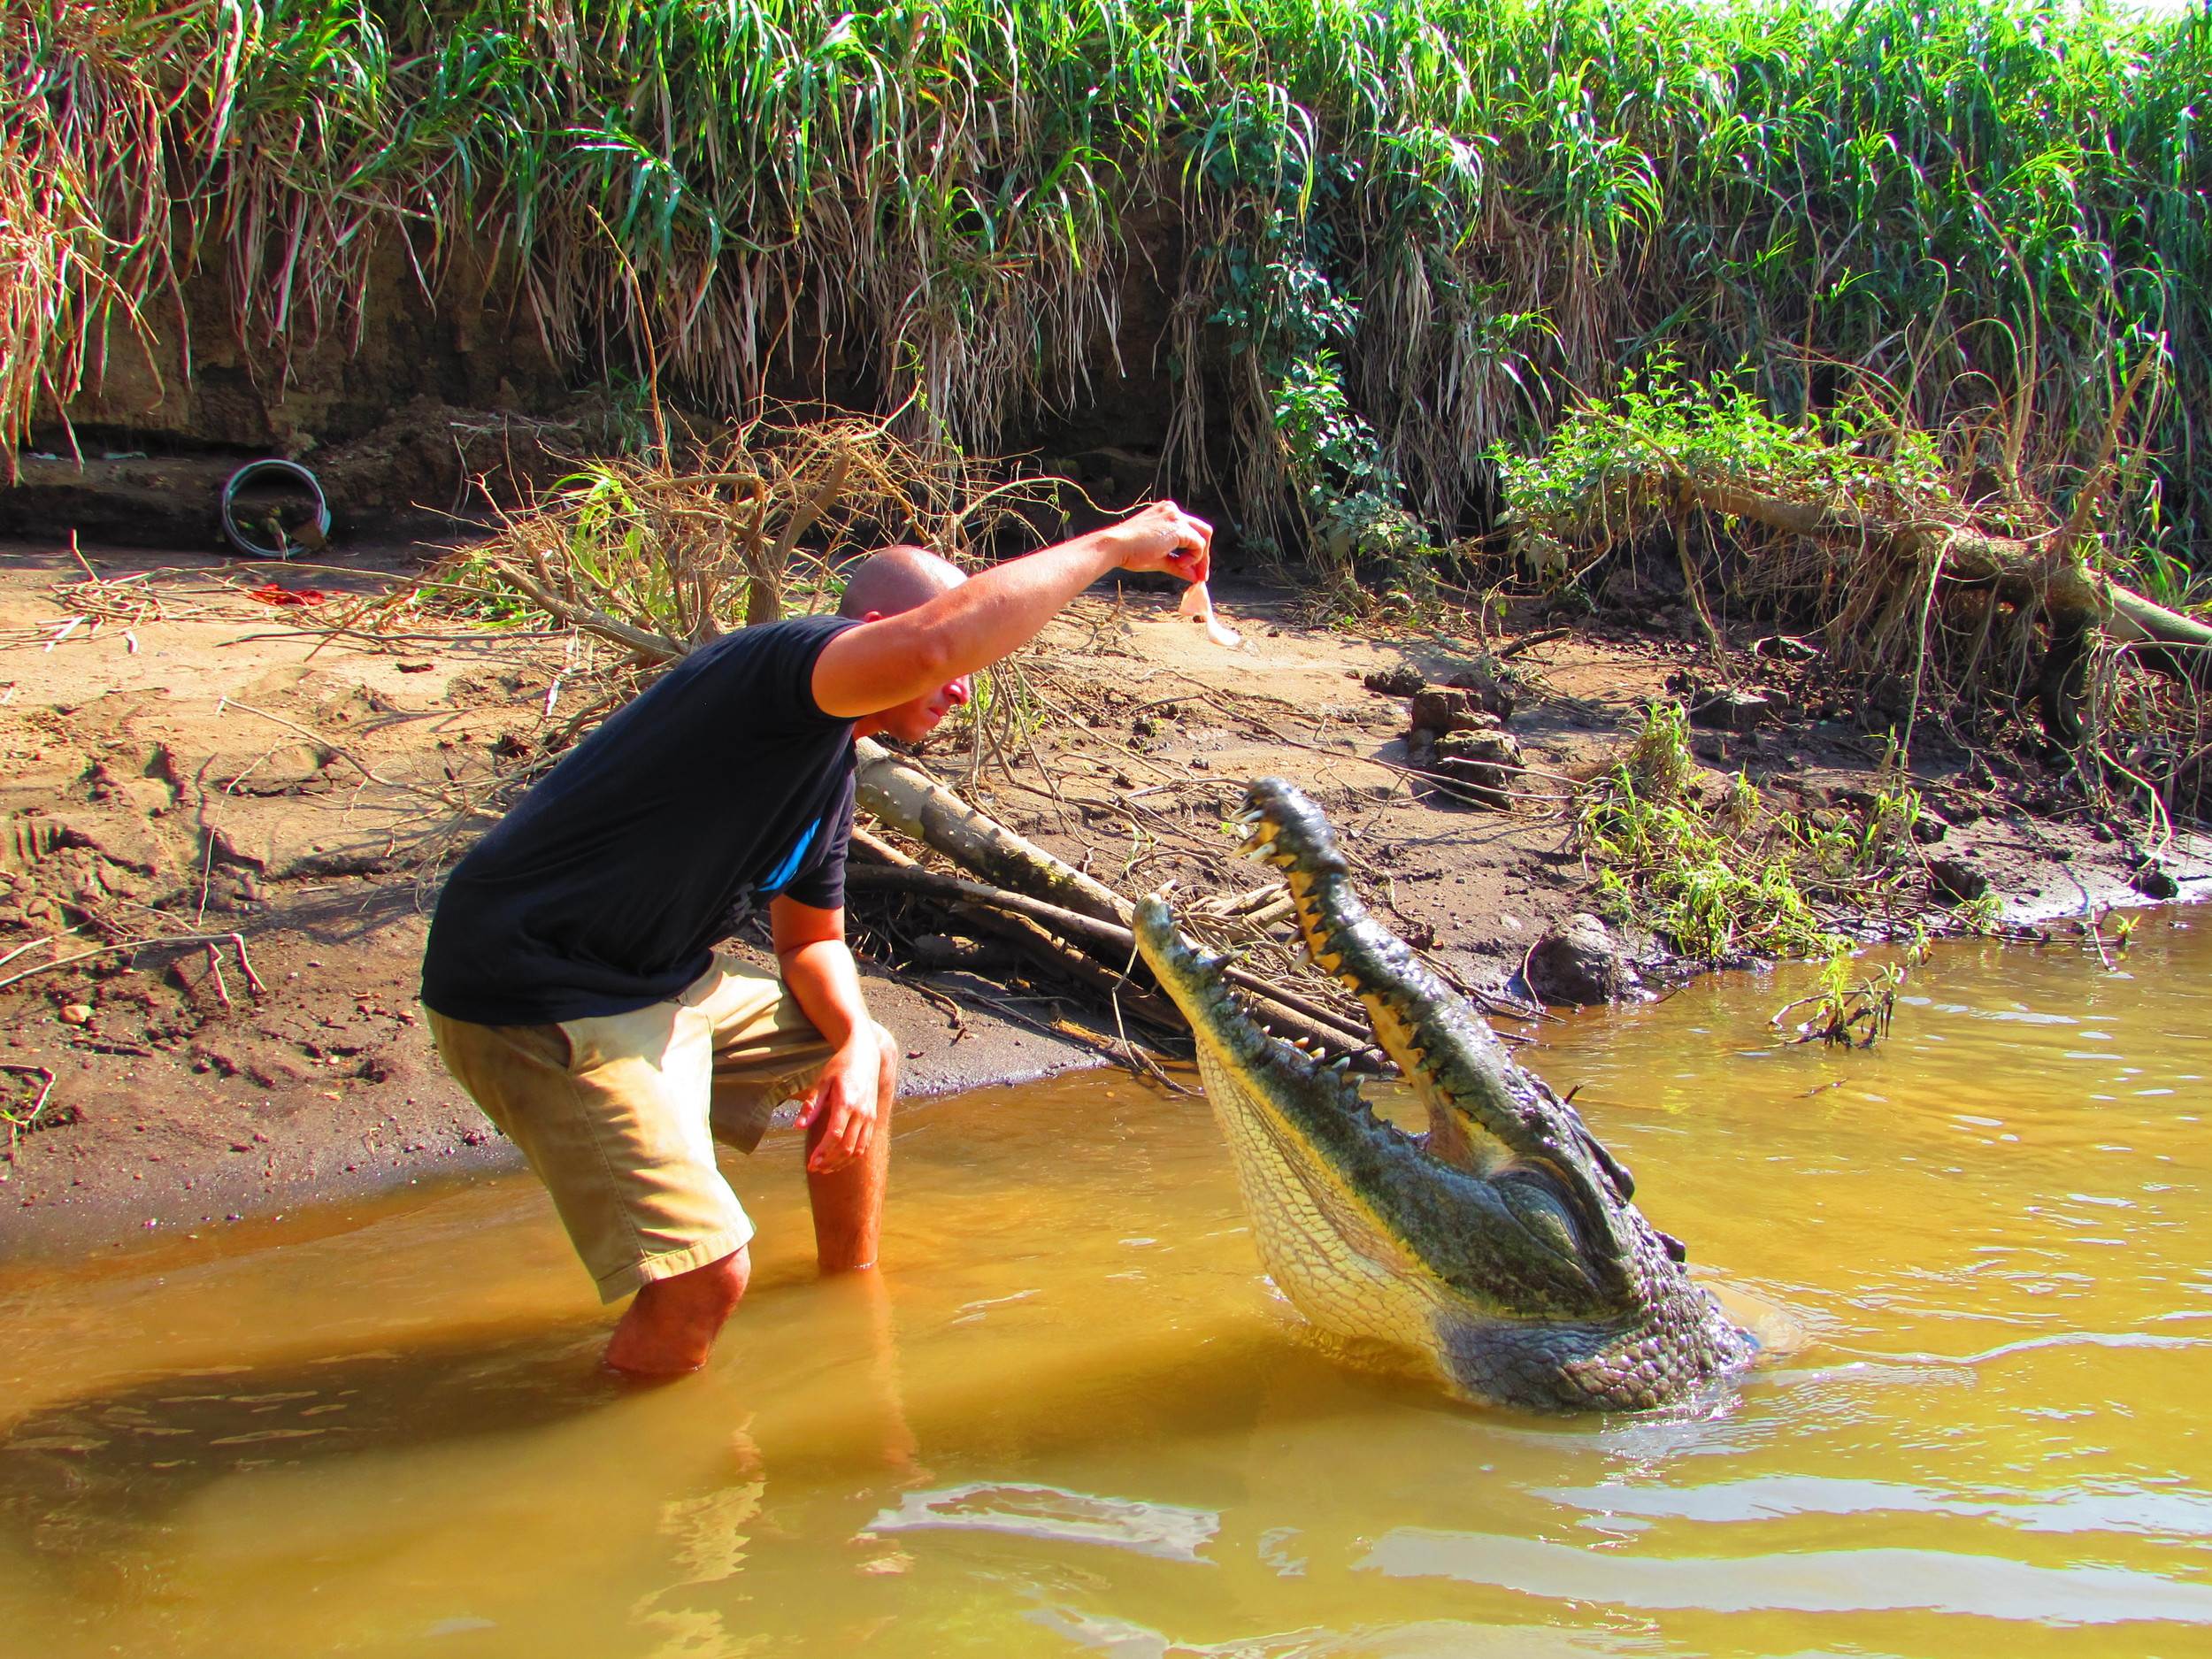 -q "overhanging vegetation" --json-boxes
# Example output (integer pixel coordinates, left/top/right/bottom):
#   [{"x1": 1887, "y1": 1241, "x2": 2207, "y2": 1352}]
[{"x1": 7, "y1": 0, "x2": 2208, "y2": 572}]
